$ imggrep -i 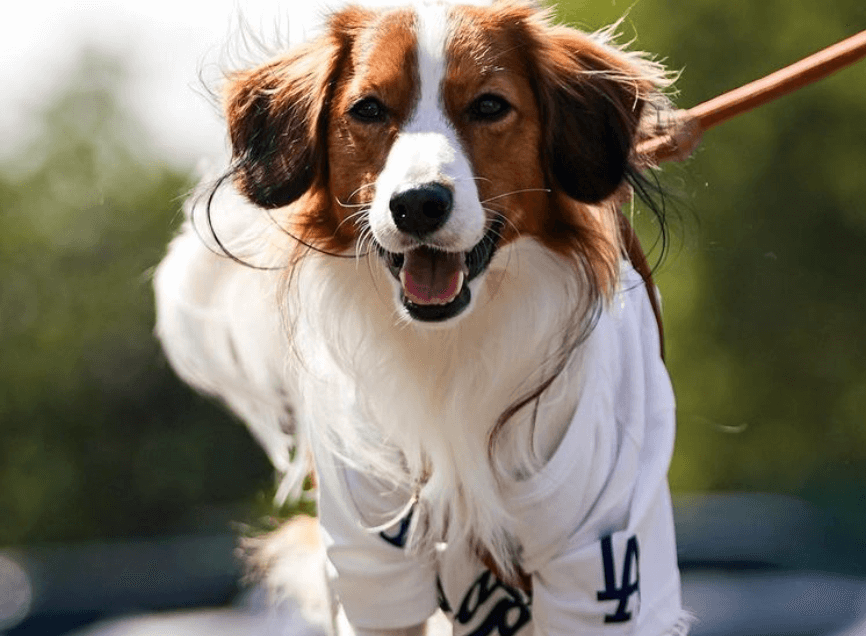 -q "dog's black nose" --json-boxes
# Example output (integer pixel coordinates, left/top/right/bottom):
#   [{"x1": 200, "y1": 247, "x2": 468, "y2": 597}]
[{"x1": 389, "y1": 183, "x2": 453, "y2": 237}]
